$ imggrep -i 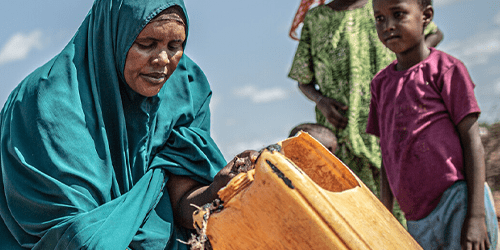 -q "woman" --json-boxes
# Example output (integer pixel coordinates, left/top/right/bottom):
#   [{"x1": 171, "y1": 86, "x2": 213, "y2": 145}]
[{"x1": 0, "y1": 0, "x2": 254, "y2": 249}]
